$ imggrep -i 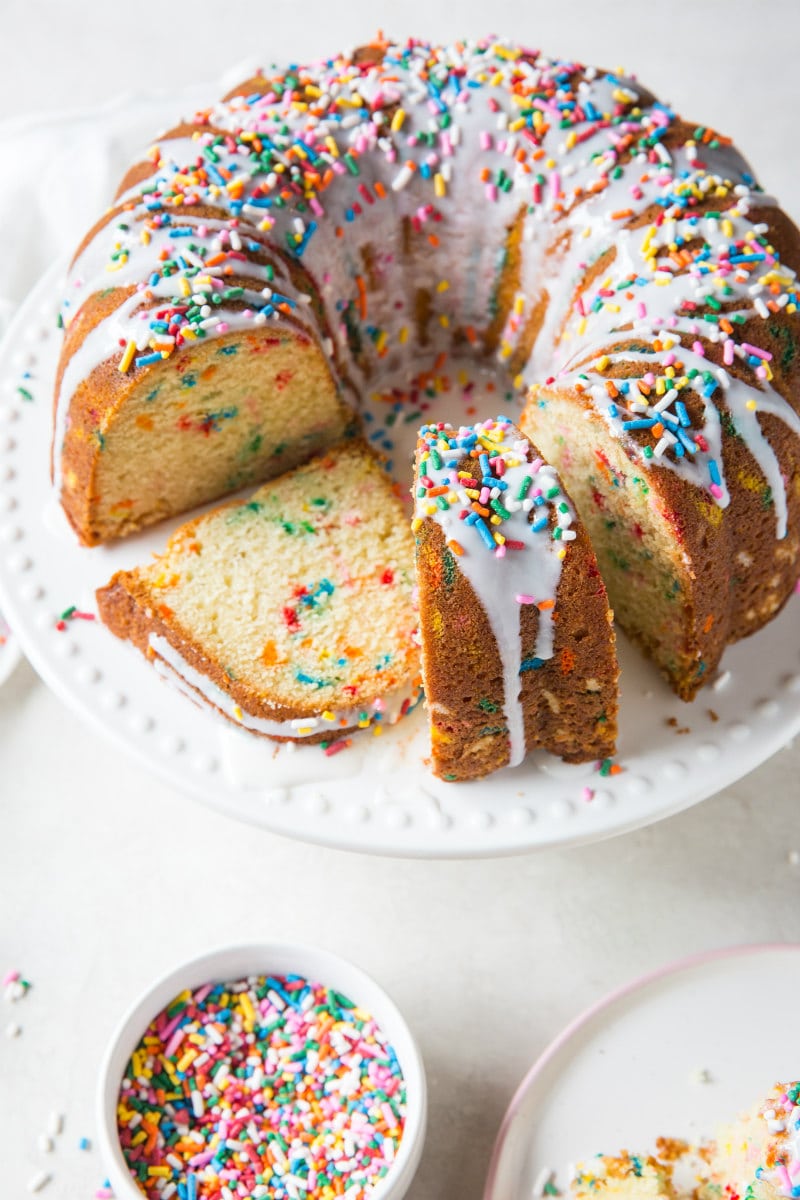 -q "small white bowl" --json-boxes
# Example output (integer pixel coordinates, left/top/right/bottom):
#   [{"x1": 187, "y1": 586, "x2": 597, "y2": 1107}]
[{"x1": 97, "y1": 943, "x2": 427, "y2": 1200}]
